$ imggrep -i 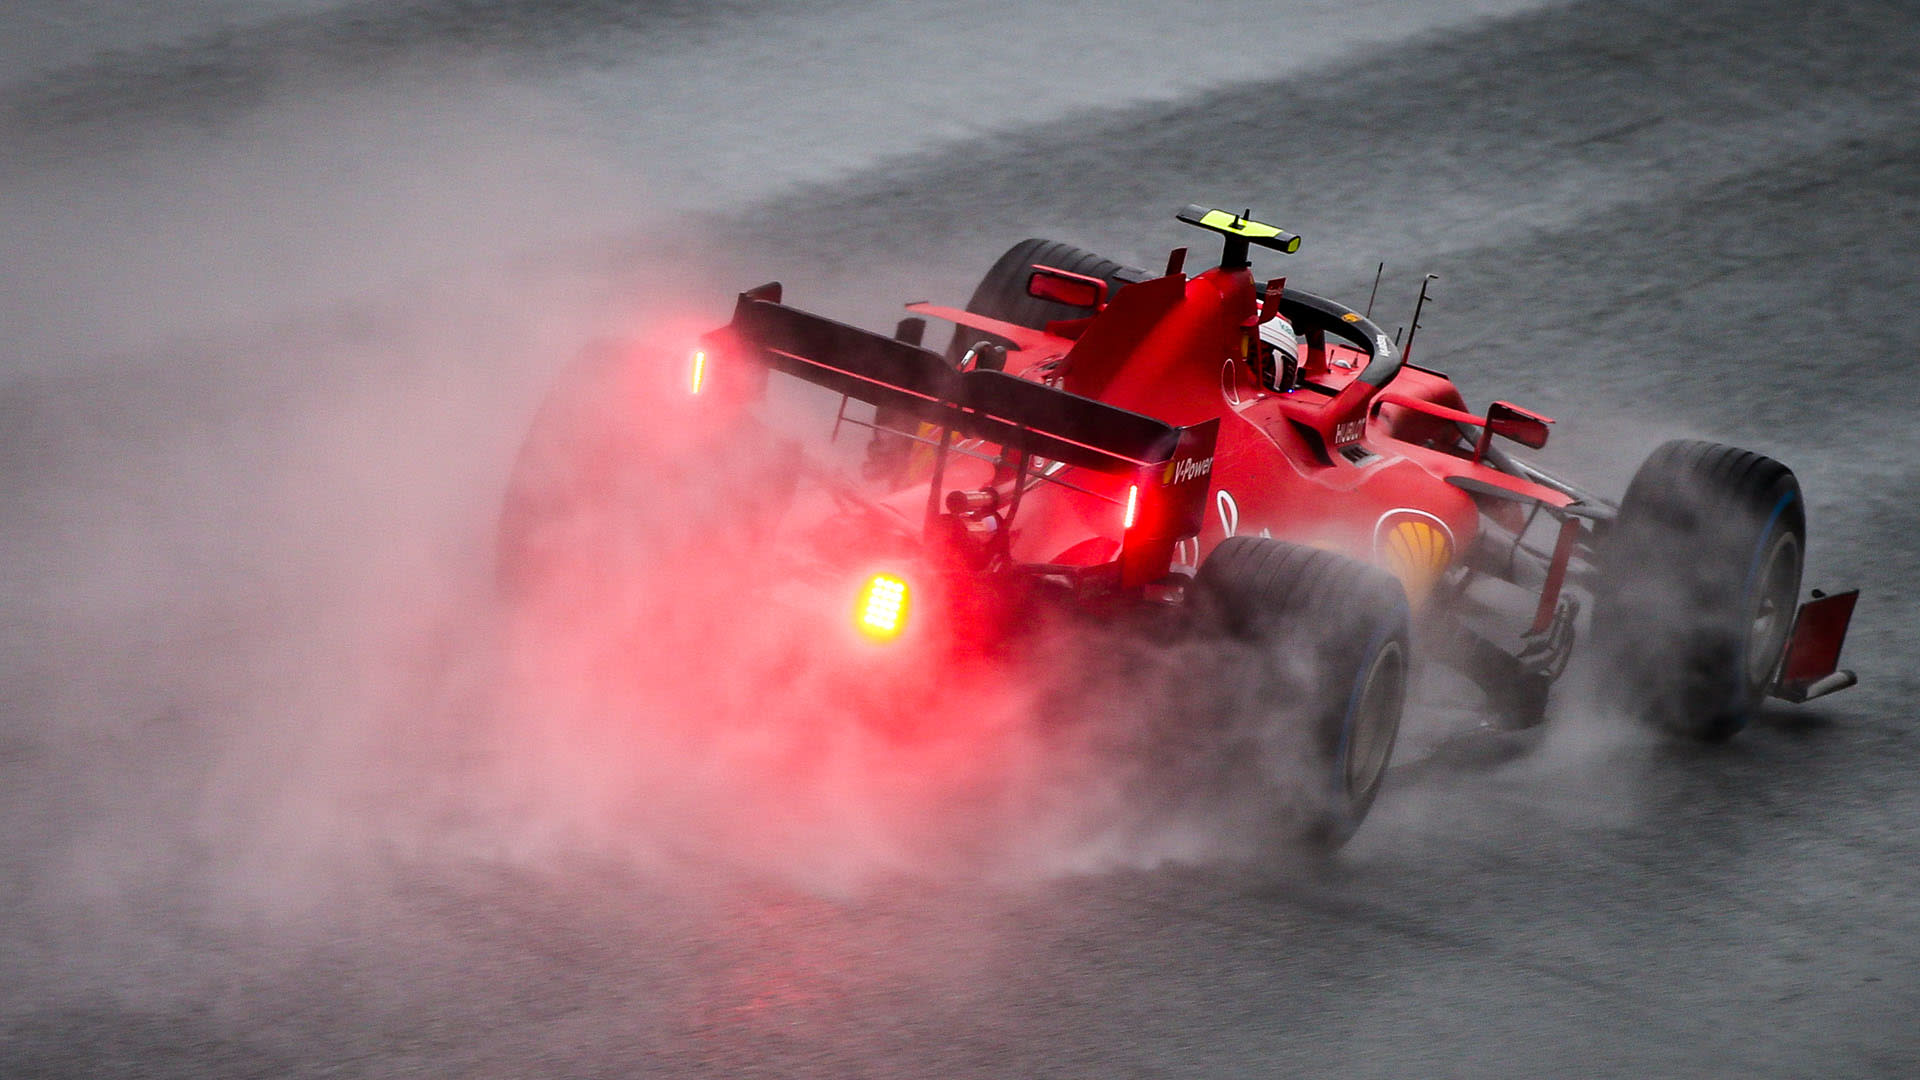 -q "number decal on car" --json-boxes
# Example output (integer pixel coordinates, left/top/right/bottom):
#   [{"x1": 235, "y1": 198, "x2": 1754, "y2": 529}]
[{"x1": 1217, "y1": 490, "x2": 1239, "y2": 538}]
